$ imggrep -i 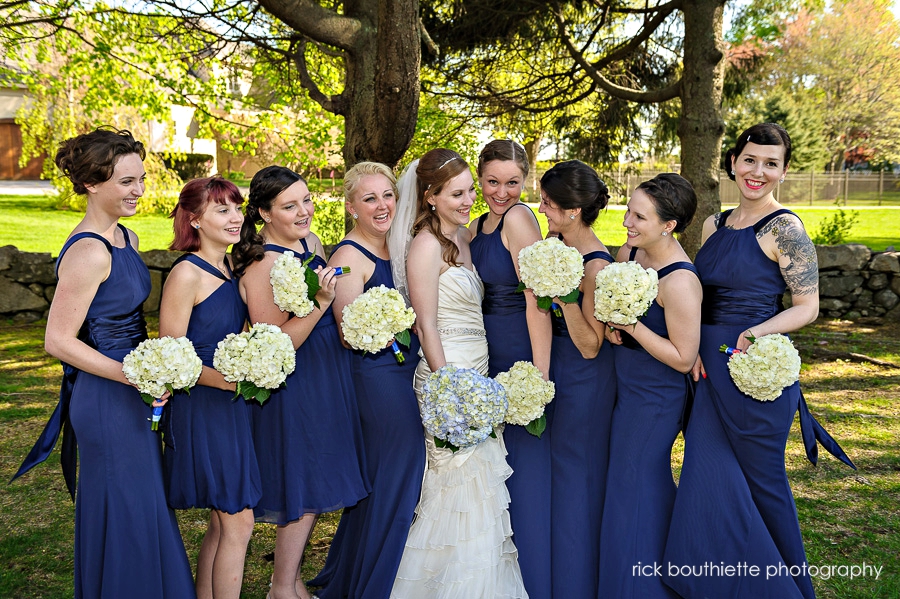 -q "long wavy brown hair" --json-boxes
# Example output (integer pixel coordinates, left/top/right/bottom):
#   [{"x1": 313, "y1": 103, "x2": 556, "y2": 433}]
[{"x1": 412, "y1": 149, "x2": 470, "y2": 266}]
